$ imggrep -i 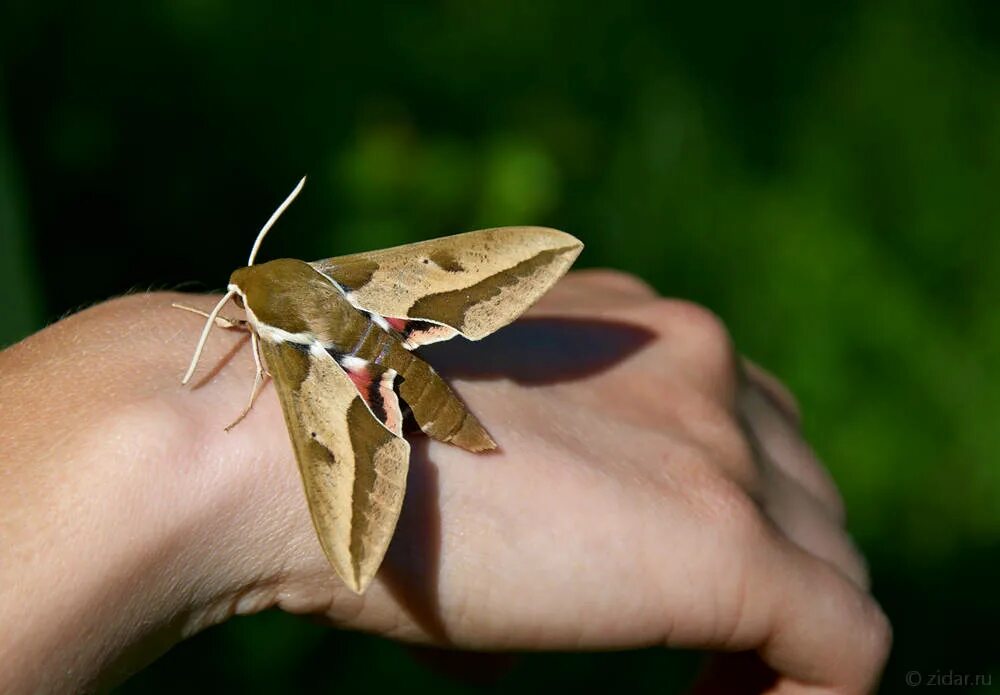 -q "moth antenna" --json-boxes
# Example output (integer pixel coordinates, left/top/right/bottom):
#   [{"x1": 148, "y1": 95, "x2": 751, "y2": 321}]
[
  {"x1": 247, "y1": 176, "x2": 306, "y2": 266},
  {"x1": 181, "y1": 289, "x2": 237, "y2": 385}
]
